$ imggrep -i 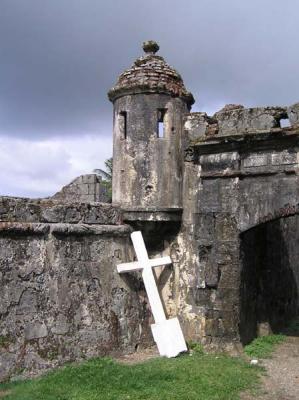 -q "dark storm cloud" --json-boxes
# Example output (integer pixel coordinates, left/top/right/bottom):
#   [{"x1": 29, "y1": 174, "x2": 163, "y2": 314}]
[{"x1": 1, "y1": 0, "x2": 298, "y2": 139}]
